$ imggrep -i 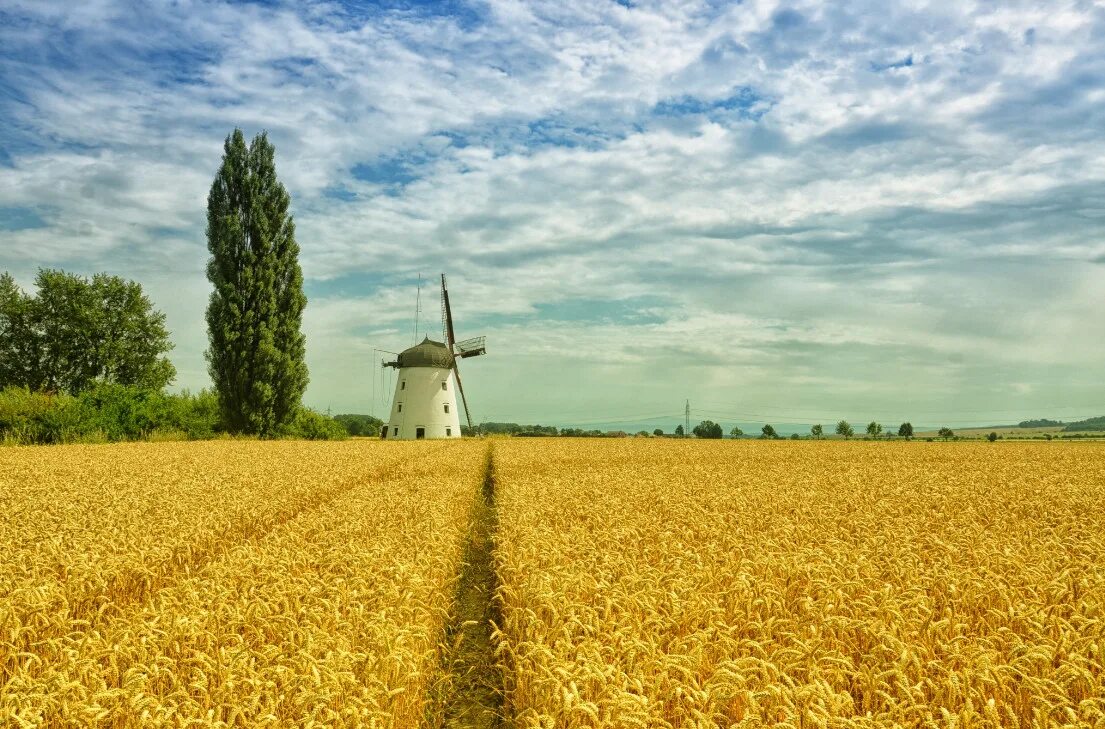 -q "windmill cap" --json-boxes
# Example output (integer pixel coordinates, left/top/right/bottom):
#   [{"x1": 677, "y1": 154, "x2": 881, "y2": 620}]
[{"x1": 396, "y1": 336, "x2": 455, "y2": 368}]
